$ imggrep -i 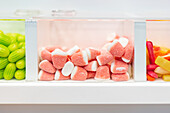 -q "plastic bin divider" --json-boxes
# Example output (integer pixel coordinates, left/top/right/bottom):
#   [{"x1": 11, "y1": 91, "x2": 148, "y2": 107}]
[
  {"x1": 25, "y1": 20, "x2": 38, "y2": 81},
  {"x1": 134, "y1": 21, "x2": 147, "y2": 81}
]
